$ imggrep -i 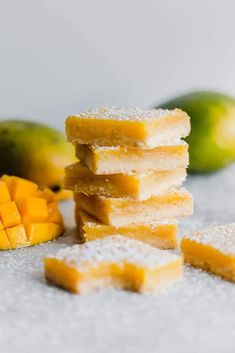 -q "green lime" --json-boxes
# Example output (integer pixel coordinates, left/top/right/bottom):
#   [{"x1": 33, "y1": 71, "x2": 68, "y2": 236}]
[{"x1": 159, "y1": 91, "x2": 235, "y2": 172}]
